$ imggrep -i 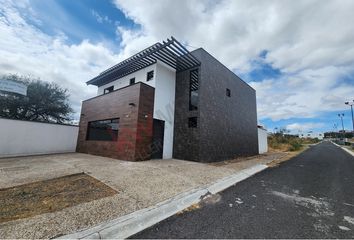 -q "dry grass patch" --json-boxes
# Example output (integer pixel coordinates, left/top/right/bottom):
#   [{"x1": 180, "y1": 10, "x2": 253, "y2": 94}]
[
  {"x1": 208, "y1": 154, "x2": 264, "y2": 167},
  {"x1": 176, "y1": 203, "x2": 201, "y2": 215},
  {"x1": 0, "y1": 173, "x2": 117, "y2": 223},
  {"x1": 267, "y1": 147, "x2": 307, "y2": 168}
]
